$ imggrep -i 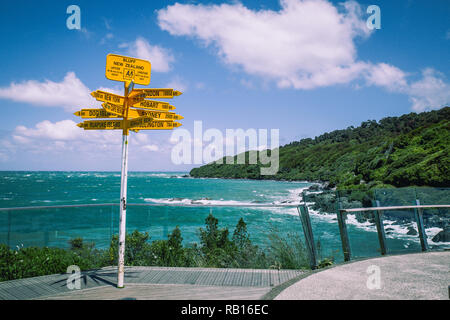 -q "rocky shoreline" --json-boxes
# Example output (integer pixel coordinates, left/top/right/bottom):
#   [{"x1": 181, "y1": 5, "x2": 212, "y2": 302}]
[
  {"x1": 301, "y1": 184, "x2": 450, "y2": 244},
  {"x1": 185, "y1": 174, "x2": 449, "y2": 244}
]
